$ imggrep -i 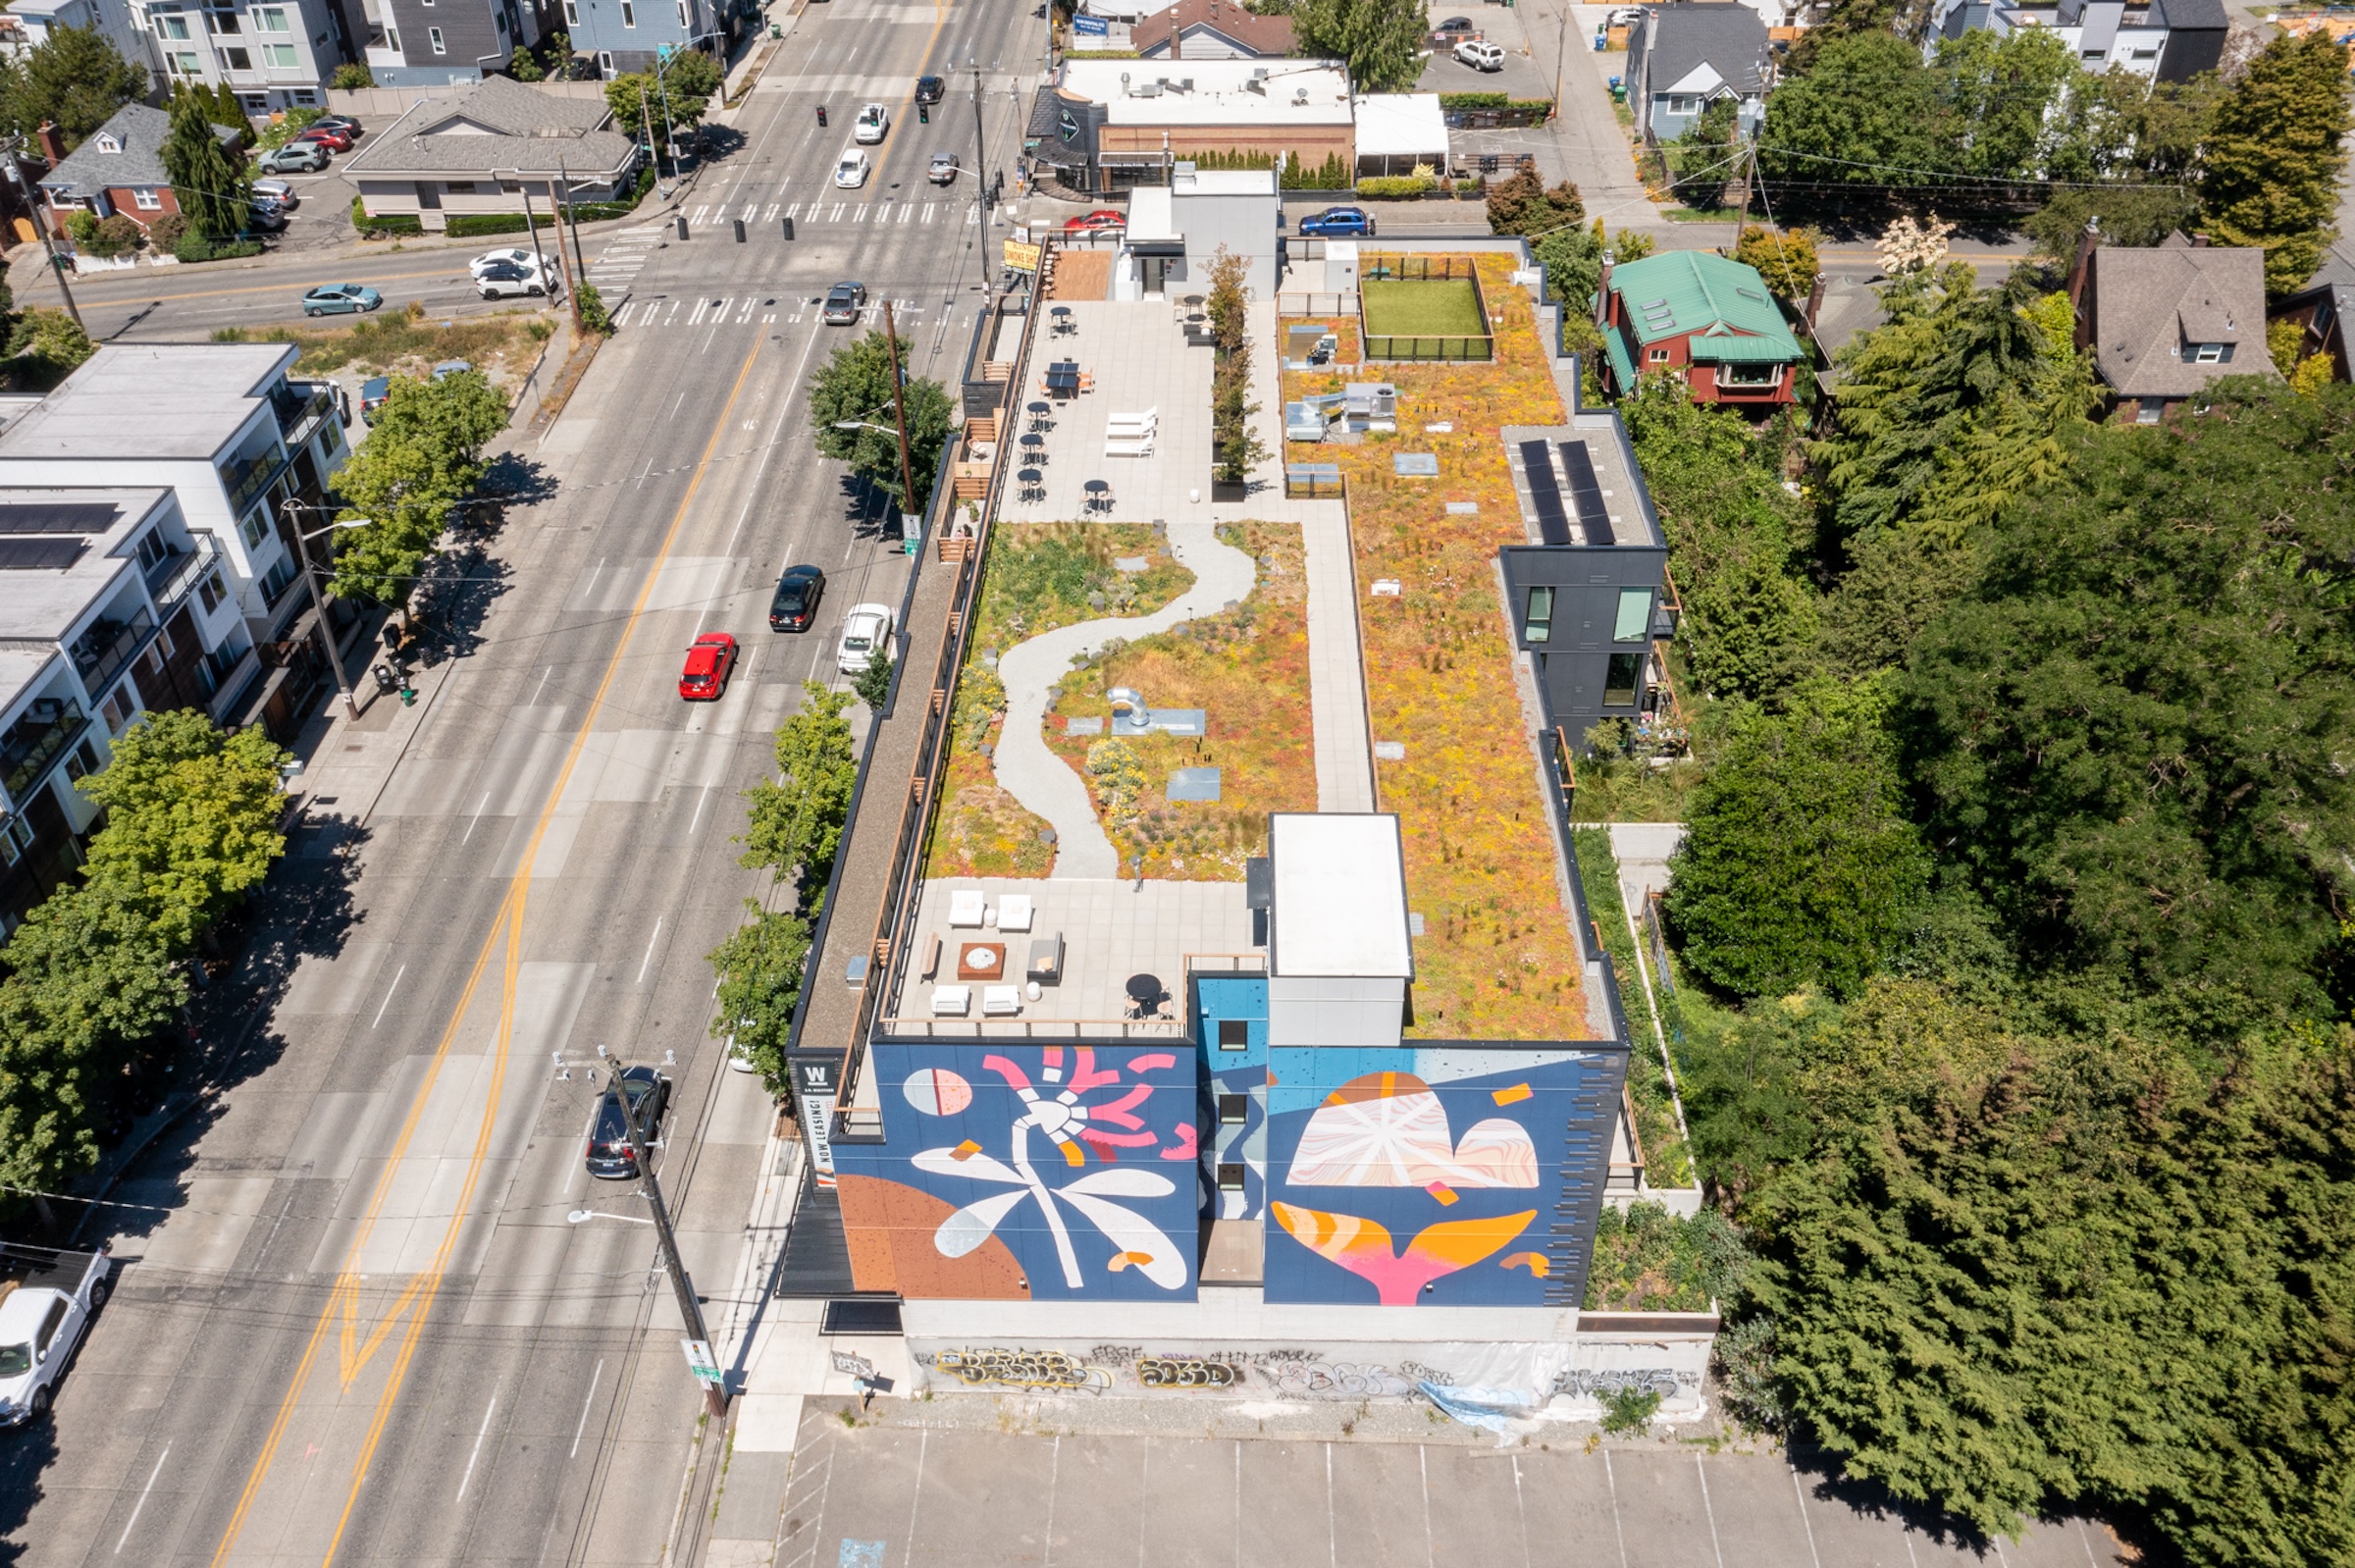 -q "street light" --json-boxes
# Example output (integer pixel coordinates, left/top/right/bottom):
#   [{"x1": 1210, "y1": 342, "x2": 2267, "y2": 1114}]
[
  {"x1": 830, "y1": 299, "x2": 919, "y2": 529},
  {"x1": 566, "y1": 1208, "x2": 655, "y2": 1226},
  {"x1": 280, "y1": 498, "x2": 371, "y2": 720}
]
